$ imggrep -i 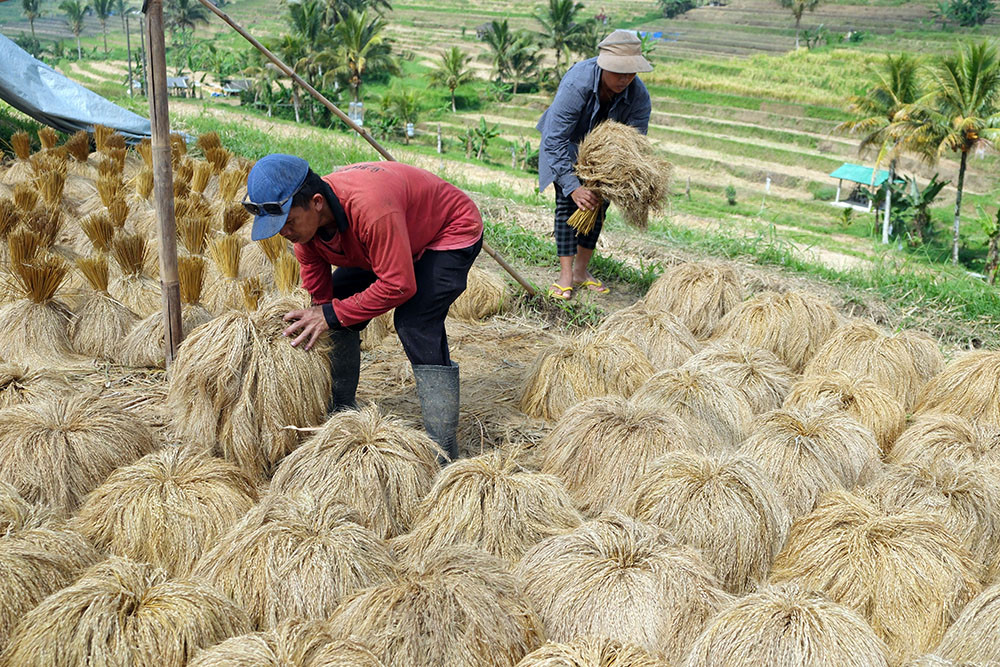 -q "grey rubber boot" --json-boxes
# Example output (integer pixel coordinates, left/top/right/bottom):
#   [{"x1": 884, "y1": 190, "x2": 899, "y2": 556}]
[
  {"x1": 412, "y1": 362, "x2": 460, "y2": 464},
  {"x1": 327, "y1": 328, "x2": 361, "y2": 413}
]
